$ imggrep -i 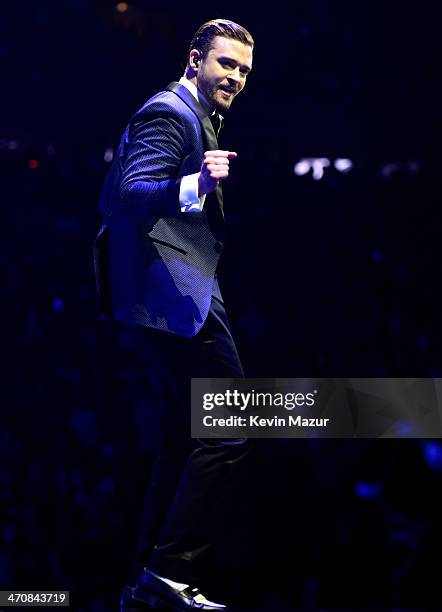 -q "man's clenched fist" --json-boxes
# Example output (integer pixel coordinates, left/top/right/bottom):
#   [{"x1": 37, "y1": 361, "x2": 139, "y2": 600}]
[{"x1": 198, "y1": 150, "x2": 237, "y2": 196}]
